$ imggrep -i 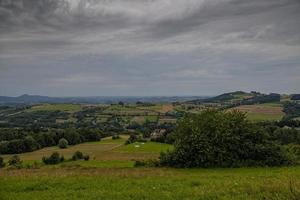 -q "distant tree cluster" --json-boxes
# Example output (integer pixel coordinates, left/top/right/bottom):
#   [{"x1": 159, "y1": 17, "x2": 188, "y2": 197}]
[
  {"x1": 0, "y1": 128, "x2": 102, "y2": 154},
  {"x1": 125, "y1": 120, "x2": 176, "y2": 144},
  {"x1": 291, "y1": 94, "x2": 300, "y2": 101},
  {"x1": 0, "y1": 110, "x2": 68, "y2": 128},
  {"x1": 283, "y1": 102, "x2": 300, "y2": 119},
  {"x1": 241, "y1": 93, "x2": 280, "y2": 105}
]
